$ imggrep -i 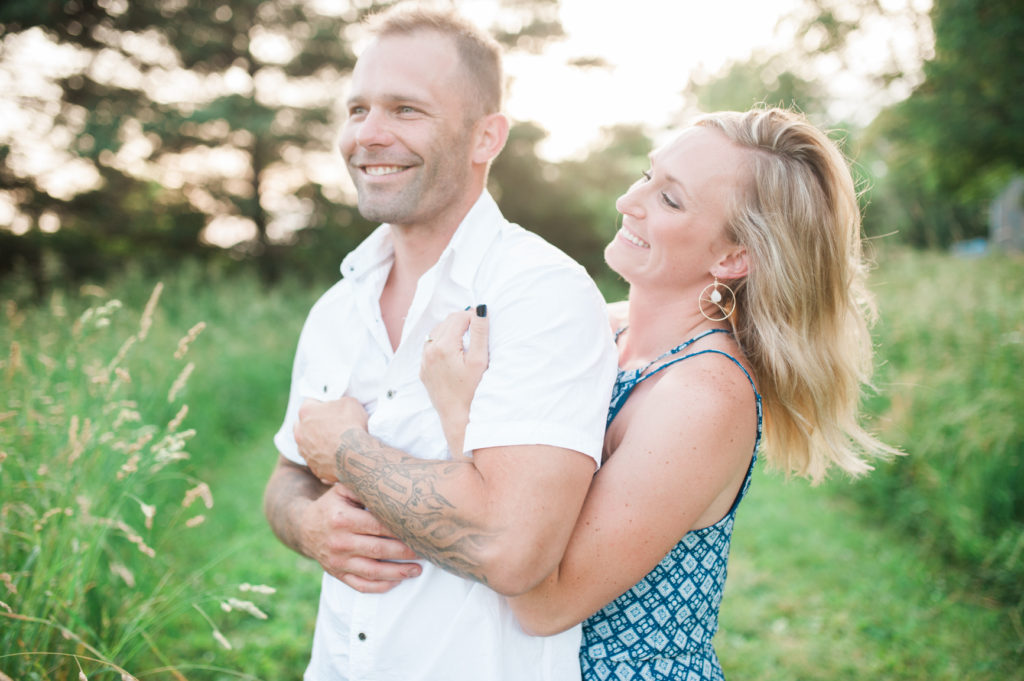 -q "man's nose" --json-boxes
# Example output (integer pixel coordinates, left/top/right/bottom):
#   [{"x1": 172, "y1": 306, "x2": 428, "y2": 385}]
[{"x1": 355, "y1": 108, "x2": 394, "y2": 147}]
